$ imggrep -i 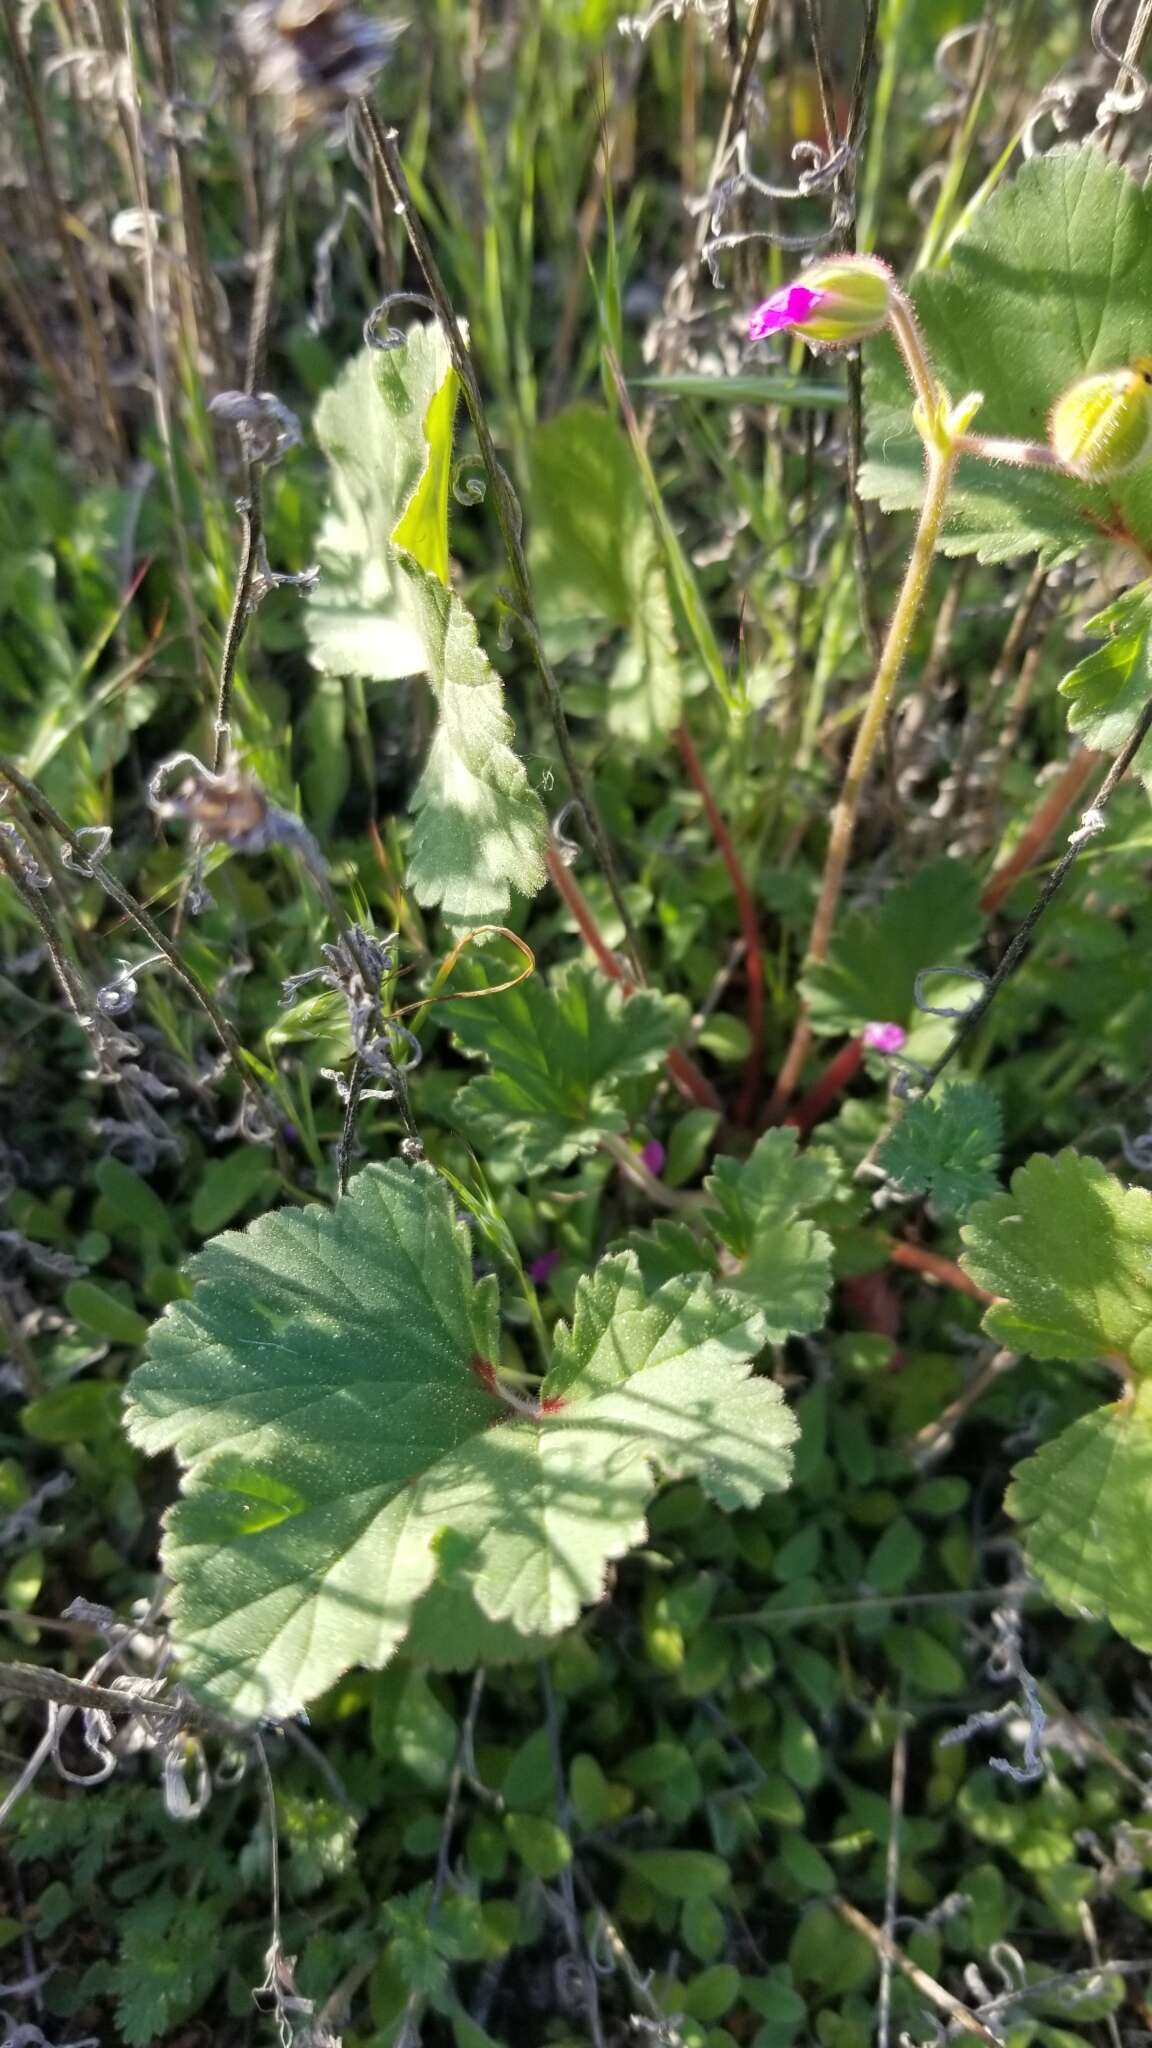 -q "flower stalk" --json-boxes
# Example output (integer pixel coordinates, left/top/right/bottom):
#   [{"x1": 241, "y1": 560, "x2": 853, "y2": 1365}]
[{"x1": 755, "y1": 257, "x2": 981, "y2": 1112}]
